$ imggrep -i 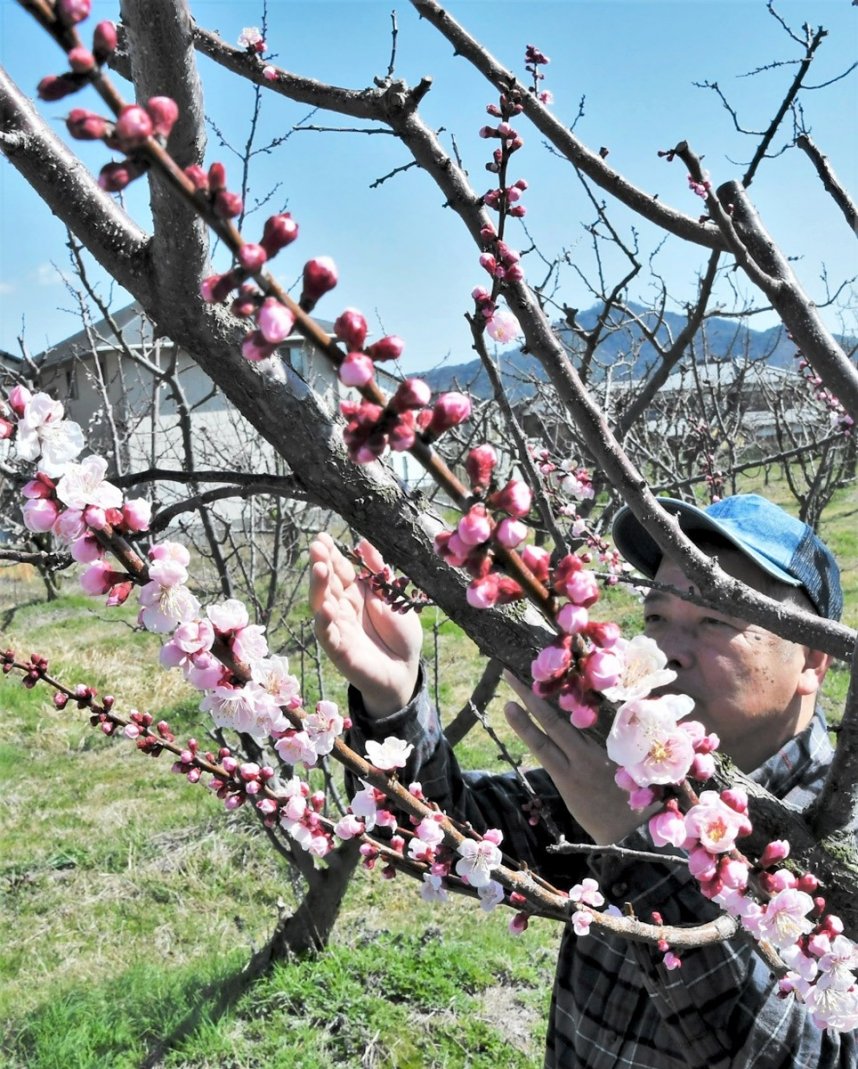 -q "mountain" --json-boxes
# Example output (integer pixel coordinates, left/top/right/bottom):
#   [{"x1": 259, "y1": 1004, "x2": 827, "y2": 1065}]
[{"x1": 416, "y1": 303, "x2": 810, "y2": 399}]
